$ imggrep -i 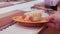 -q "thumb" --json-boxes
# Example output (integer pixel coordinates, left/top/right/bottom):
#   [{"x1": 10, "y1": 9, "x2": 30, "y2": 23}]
[
  {"x1": 46, "y1": 14, "x2": 55, "y2": 27},
  {"x1": 47, "y1": 23, "x2": 55, "y2": 28},
  {"x1": 47, "y1": 14, "x2": 55, "y2": 23}
]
